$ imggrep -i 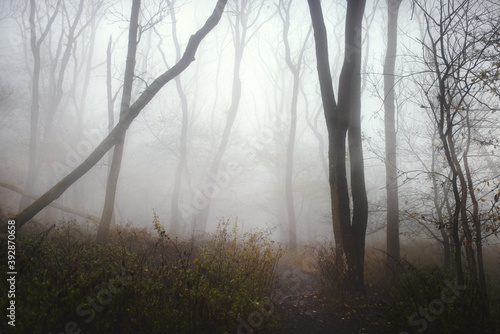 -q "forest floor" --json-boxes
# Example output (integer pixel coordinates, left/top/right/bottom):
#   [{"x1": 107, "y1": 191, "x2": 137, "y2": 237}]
[{"x1": 264, "y1": 263, "x2": 388, "y2": 334}]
